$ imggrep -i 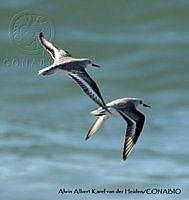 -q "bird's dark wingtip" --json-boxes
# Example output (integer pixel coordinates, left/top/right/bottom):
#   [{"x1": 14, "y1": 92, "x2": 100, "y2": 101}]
[
  {"x1": 39, "y1": 32, "x2": 44, "y2": 38},
  {"x1": 123, "y1": 155, "x2": 127, "y2": 160},
  {"x1": 104, "y1": 106, "x2": 111, "y2": 114}
]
